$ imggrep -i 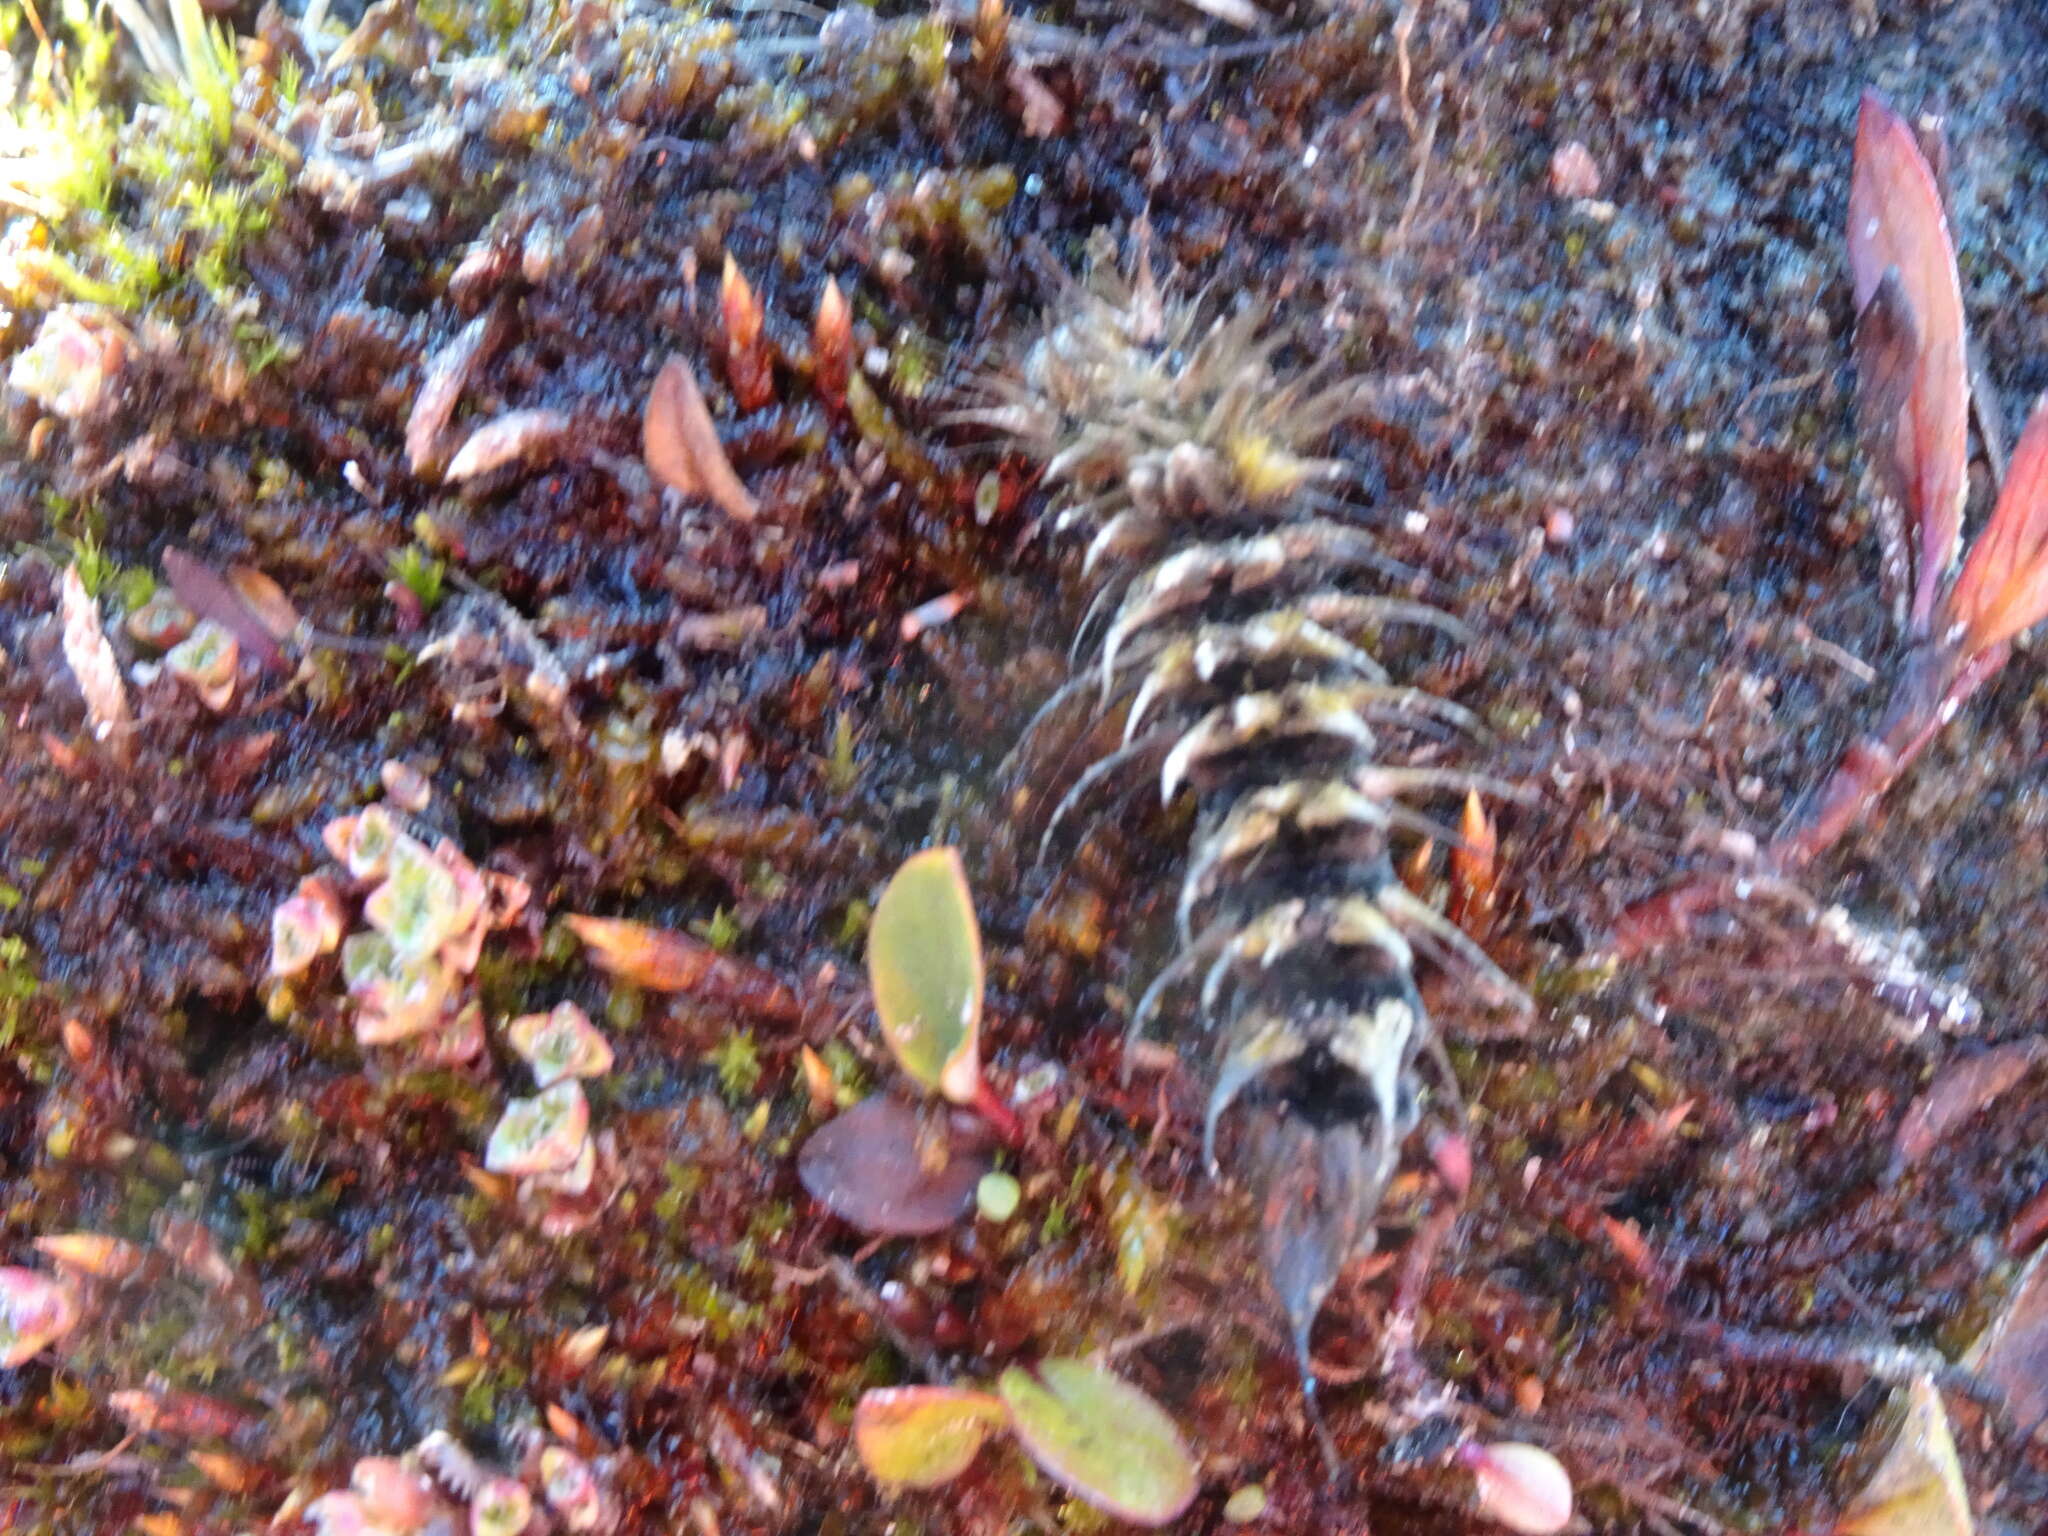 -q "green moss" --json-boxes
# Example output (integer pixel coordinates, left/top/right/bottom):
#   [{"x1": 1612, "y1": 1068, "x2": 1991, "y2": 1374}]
[
  {"x1": 0, "y1": 936, "x2": 41, "y2": 1046},
  {"x1": 691, "y1": 905, "x2": 742, "y2": 952},
  {"x1": 832, "y1": 896, "x2": 872, "y2": 950},
  {"x1": 710, "y1": 1029, "x2": 763, "y2": 1100}
]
